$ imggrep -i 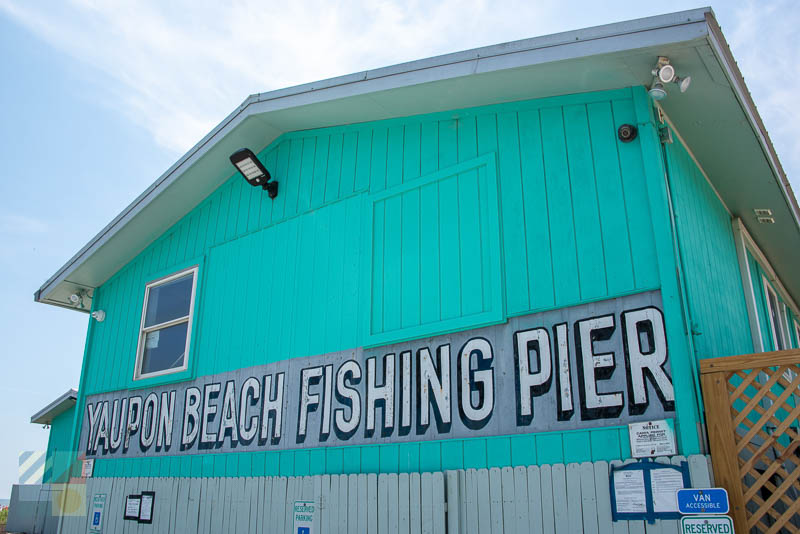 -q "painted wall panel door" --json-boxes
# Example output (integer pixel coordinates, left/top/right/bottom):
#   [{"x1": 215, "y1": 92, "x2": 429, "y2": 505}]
[
  {"x1": 663, "y1": 133, "x2": 753, "y2": 359},
  {"x1": 368, "y1": 154, "x2": 503, "y2": 346}
]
